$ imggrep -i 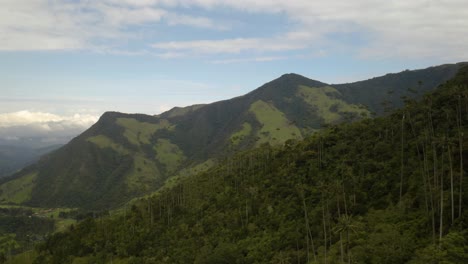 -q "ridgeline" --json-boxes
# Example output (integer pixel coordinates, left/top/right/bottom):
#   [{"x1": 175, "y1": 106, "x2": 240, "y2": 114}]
[{"x1": 30, "y1": 66, "x2": 468, "y2": 263}]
